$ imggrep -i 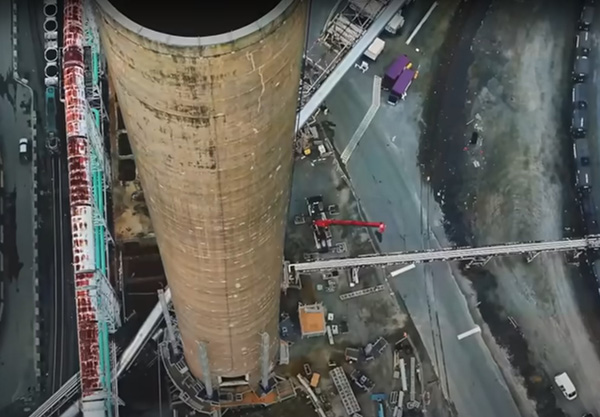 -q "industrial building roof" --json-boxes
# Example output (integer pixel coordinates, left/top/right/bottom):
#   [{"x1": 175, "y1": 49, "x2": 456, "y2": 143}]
[{"x1": 298, "y1": 303, "x2": 327, "y2": 337}]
